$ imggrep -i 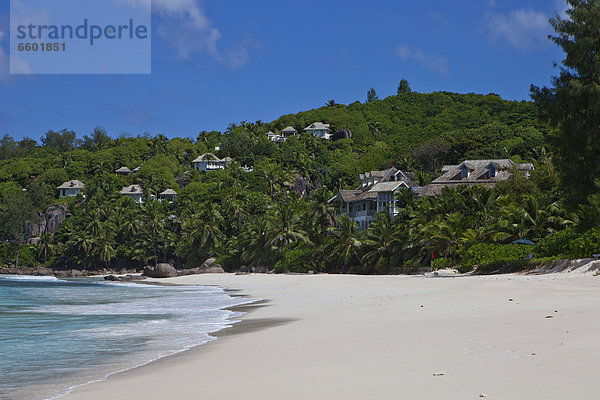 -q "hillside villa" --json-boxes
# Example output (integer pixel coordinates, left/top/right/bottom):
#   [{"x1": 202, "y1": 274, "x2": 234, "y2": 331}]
[
  {"x1": 282, "y1": 126, "x2": 298, "y2": 136},
  {"x1": 57, "y1": 180, "x2": 85, "y2": 198},
  {"x1": 159, "y1": 189, "x2": 177, "y2": 202},
  {"x1": 120, "y1": 185, "x2": 144, "y2": 203},
  {"x1": 267, "y1": 131, "x2": 286, "y2": 144},
  {"x1": 192, "y1": 153, "x2": 233, "y2": 172},
  {"x1": 304, "y1": 122, "x2": 332, "y2": 140},
  {"x1": 417, "y1": 159, "x2": 535, "y2": 196},
  {"x1": 331, "y1": 168, "x2": 416, "y2": 230},
  {"x1": 267, "y1": 126, "x2": 299, "y2": 144},
  {"x1": 115, "y1": 166, "x2": 132, "y2": 175}
]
